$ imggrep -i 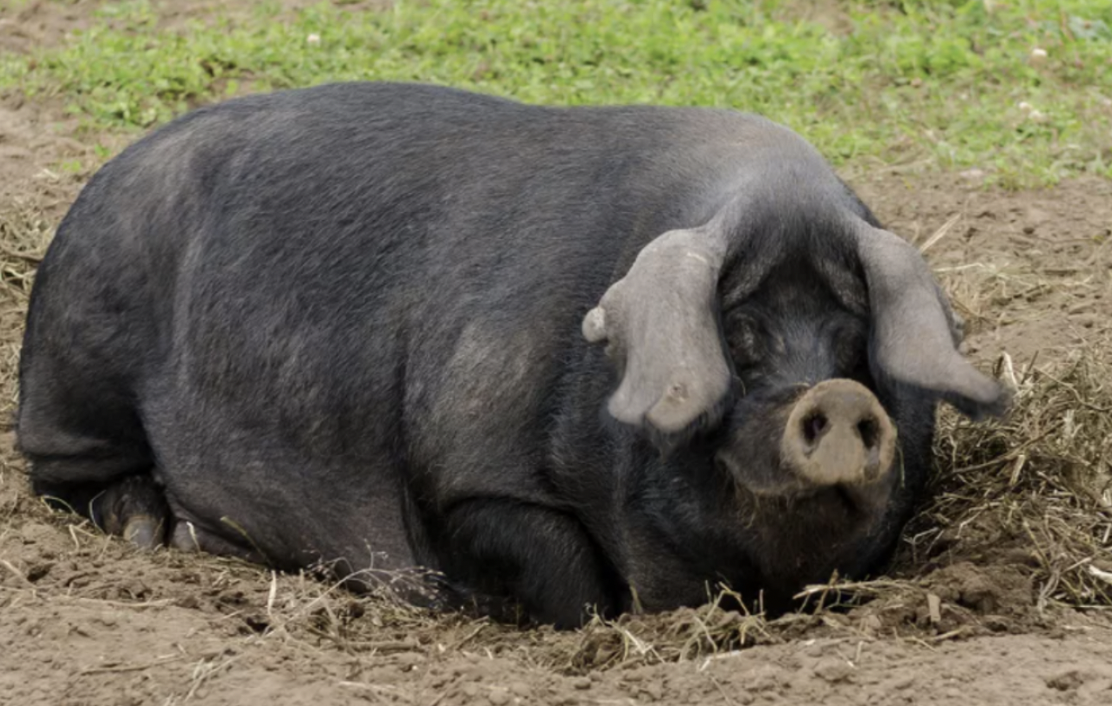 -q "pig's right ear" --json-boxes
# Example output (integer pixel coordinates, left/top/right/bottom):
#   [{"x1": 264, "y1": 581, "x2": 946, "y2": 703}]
[
  {"x1": 582, "y1": 226, "x2": 735, "y2": 447},
  {"x1": 851, "y1": 220, "x2": 1011, "y2": 420}
]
